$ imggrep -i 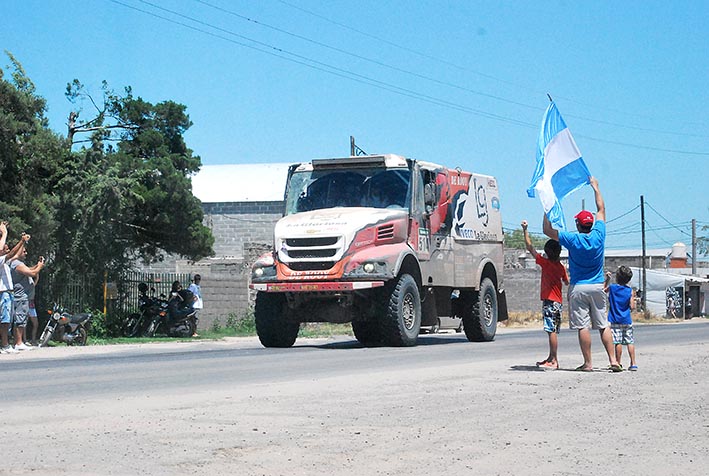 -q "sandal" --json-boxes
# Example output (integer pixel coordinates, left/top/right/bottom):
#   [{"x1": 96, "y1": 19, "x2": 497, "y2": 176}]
[
  {"x1": 628, "y1": 365, "x2": 638, "y2": 371},
  {"x1": 536, "y1": 359, "x2": 549, "y2": 367},
  {"x1": 609, "y1": 364, "x2": 623, "y2": 373},
  {"x1": 575, "y1": 364, "x2": 593, "y2": 372},
  {"x1": 538, "y1": 361, "x2": 558, "y2": 370}
]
